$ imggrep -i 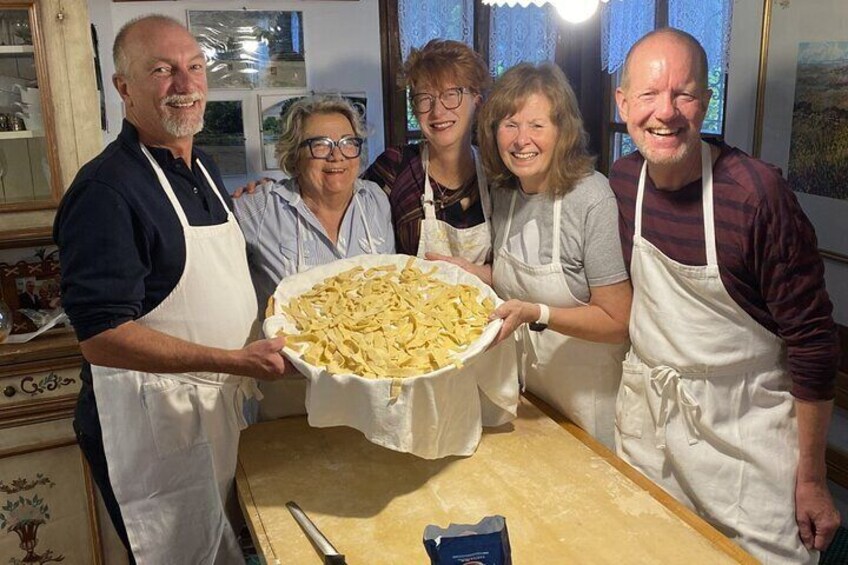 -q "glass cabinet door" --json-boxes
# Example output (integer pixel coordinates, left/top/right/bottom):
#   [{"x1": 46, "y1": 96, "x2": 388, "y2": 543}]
[{"x1": 0, "y1": 3, "x2": 59, "y2": 211}]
